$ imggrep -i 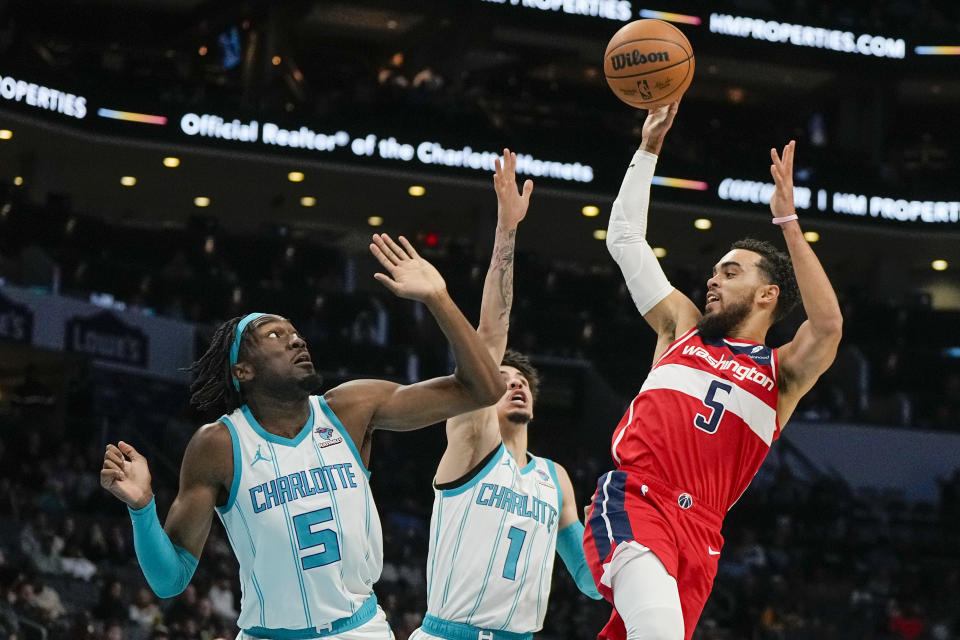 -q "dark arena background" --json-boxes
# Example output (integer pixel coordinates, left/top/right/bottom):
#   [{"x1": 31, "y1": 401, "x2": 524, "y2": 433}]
[{"x1": 1, "y1": 1, "x2": 960, "y2": 639}]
